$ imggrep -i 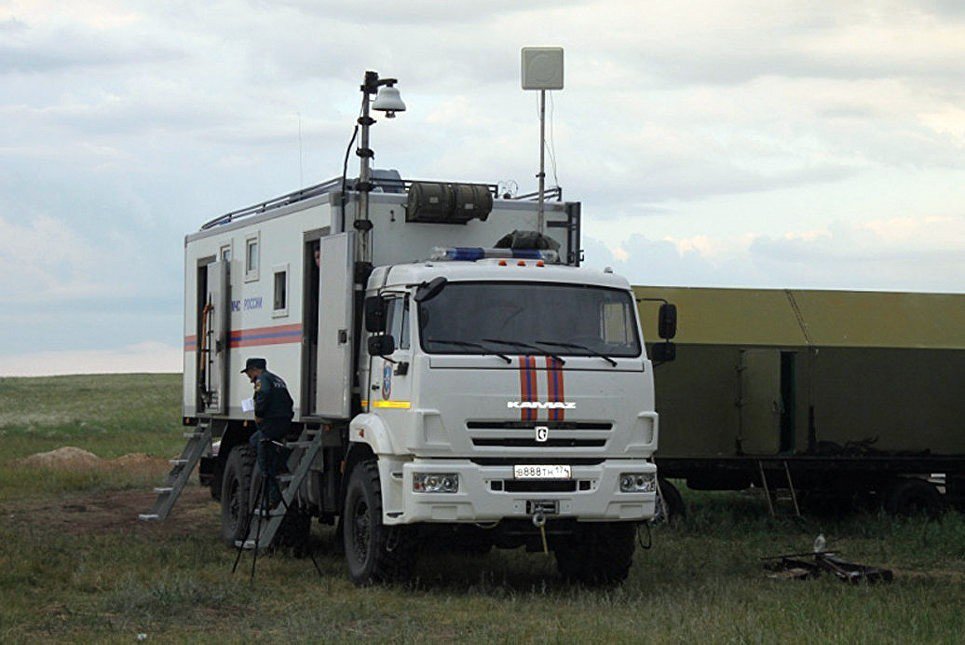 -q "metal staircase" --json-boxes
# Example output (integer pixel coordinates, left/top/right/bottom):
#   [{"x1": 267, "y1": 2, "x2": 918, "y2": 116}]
[
  {"x1": 235, "y1": 427, "x2": 323, "y2": 550},
  {"x1": 757, "y1": 459, "x2": 801, "y2": 518},
  {"x1": 138, "y1": 419, "x2": 214, "y2": 522}
]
